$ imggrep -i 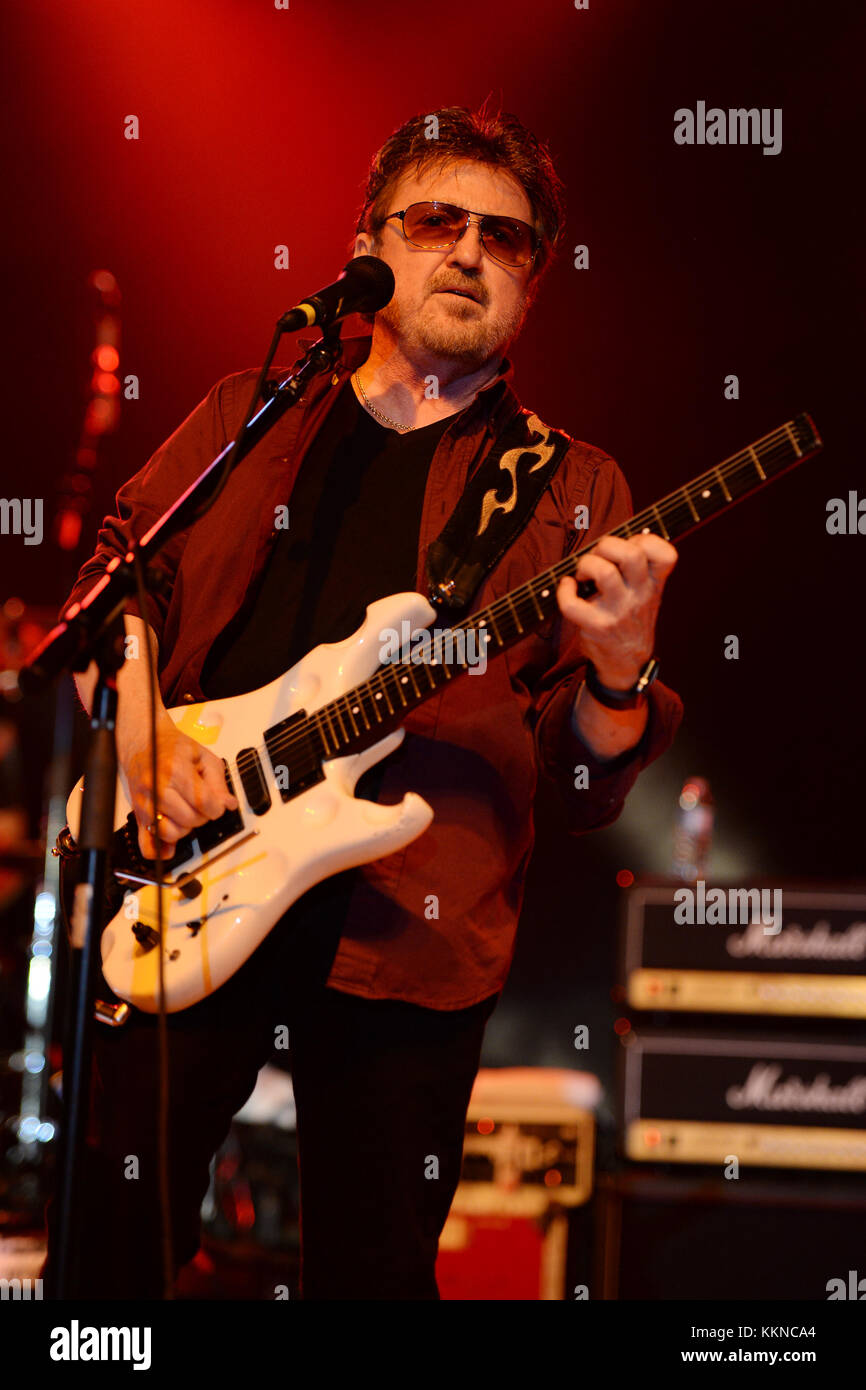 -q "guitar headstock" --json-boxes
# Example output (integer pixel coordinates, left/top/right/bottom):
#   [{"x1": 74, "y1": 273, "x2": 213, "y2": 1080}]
[{"x1": 792, "y1": 412, "x2": 823, "y2": 457}]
